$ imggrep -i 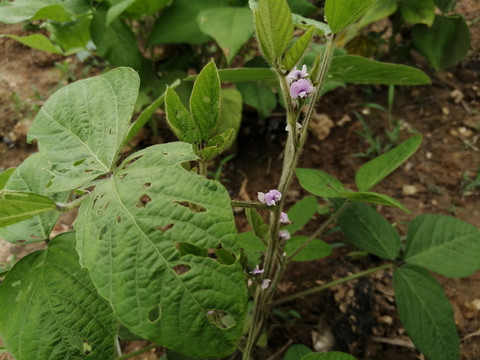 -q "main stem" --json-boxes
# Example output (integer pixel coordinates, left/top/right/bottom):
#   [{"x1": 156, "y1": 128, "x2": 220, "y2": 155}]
[{"x1": 242, "y1": 36, "x2": 336, "y2": 360}]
